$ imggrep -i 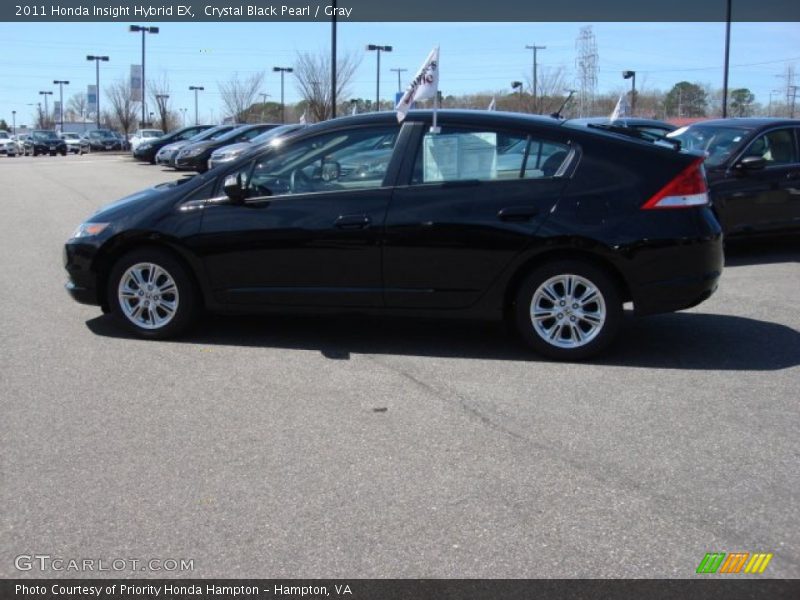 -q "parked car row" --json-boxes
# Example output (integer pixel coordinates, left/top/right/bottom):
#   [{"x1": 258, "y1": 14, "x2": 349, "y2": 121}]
[
  {"x1": 134, "y1": 123, "x2": 305, "y2": 173},
  {"x1": 0, "y1": 127, "x2": 136, "y2": 157}
]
